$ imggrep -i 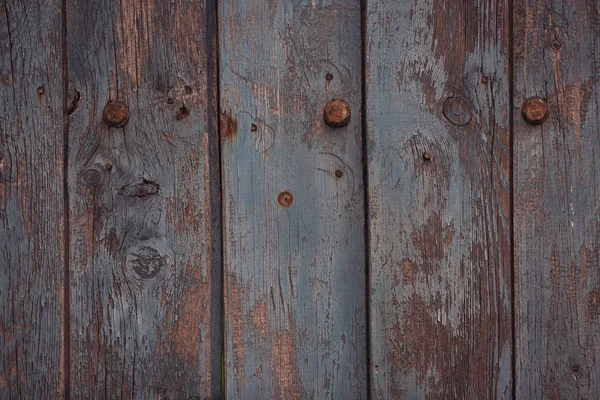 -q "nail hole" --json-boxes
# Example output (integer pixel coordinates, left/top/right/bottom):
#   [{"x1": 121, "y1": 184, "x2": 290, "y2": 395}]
[
  {"x1": 572, "y1": 365, "x2": 580, "y2": 373},
  {"x1": 277, "y1": 191, "x2": 294, "y2": 208},
  {"x1": 326, "y1": 73, "x2": 333, "y2": 81},
  {"x1": 423, "y1": 152, "x2": 431, "y2": 161},
  {"x1": 334, "y1": 169, "x2": 343, "y2": 178},
  {"x1": 167, "y1": 97, "x2": 174, "y2": 105},
  {"x1": 481, "y1": 76, "x2": 488, "y2": 84},
  {"x1": 184, "y1": 86, "x2": 193, "y2": 94},
  {"x1": 37, "y1": 86, "x2": 45, "y2": 95},
  {"x1": 551, "y1": 40, "x2": 562, "y2": 51},
  {"x1": 251, "y1": 124, "x2": 257, "y2": 132}
]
